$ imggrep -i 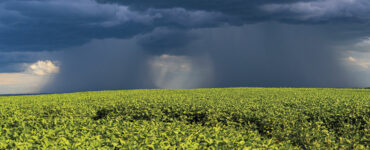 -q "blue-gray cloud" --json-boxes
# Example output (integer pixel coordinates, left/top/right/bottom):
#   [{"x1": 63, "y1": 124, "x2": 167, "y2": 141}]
[
  {"x1": 262, "y1": 0, "x2": 370, "y2": 23},
  {"x1": 1, "y1": 0, "x2": 370, "y2": 53},
  {"x1": 0, "y1": 52, "x2": 57, "y2": 73},
  {"x1": 0, "y1": 0, "x2": 226, "y2": 52},
  {"x1": 0, "y1": 0, "x2": 370, "y2": 93},
  {"x1": 98, "y1": 0, "x2": 370, "y2": 23},
  {"x1": 137, "y1": 28, "x2": 197, "y2": 55}
]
